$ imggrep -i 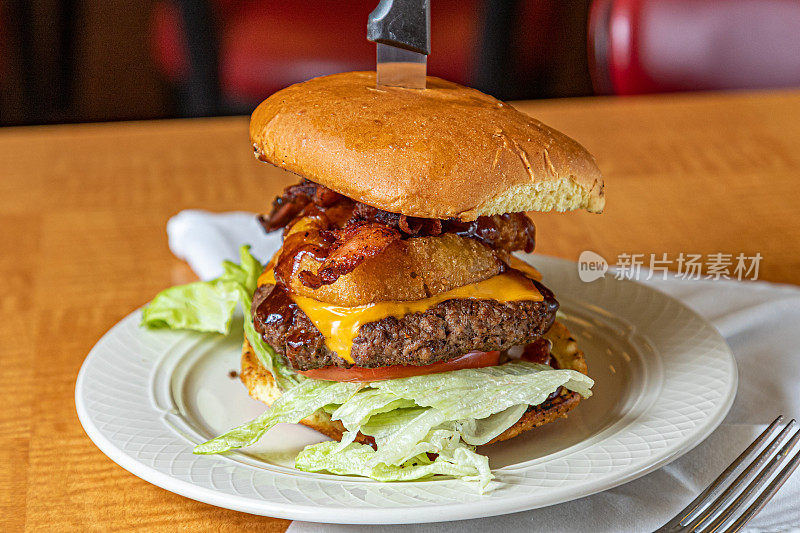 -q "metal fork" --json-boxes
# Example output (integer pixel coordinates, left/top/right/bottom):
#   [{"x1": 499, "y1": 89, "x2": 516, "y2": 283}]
[{"x1": 656, "y1": 415, "x2": 800, "y2": 532}]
